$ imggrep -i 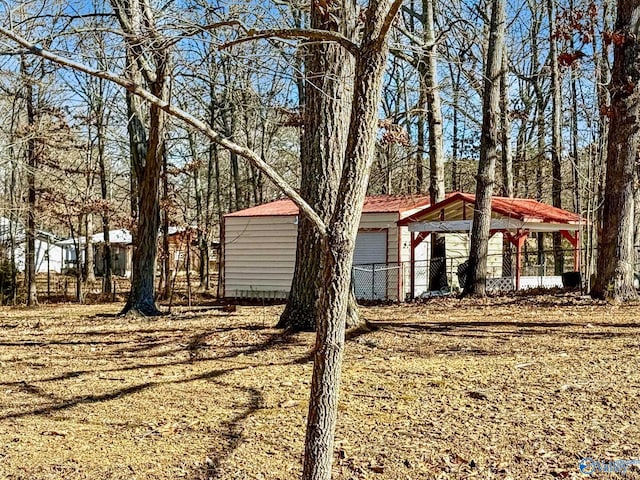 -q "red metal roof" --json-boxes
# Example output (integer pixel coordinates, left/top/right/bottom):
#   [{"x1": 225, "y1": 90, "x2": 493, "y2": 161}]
[
  {"x1": 398, "y1": 192, "x2": 583, "y2": 225},
  {"x1": 225, "y1": 194, "x2": 433, "y2": 218}
]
